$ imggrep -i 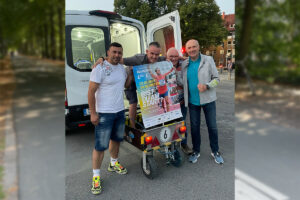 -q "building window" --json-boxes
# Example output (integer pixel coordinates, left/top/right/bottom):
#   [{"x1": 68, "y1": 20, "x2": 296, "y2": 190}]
[
  {"x1": 228, "y1": 41, "x2": 232, "y2": 45},
  {"x1": 227, "y1": 49, "x2": 232, "y2": 53},
  {"x1": 220, "y1": 50, "x2": 224, "y2": 54}
]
